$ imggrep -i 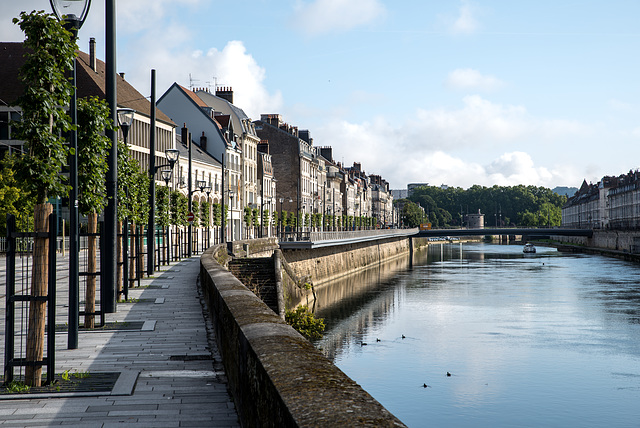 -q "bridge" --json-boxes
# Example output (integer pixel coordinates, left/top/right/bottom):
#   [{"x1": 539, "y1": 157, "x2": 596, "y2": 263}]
[{"x1": 415, "y1": 228, "x2": 593, "y2": 238}]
